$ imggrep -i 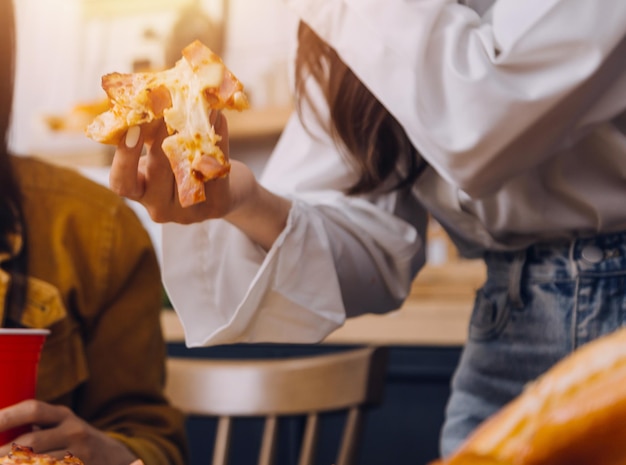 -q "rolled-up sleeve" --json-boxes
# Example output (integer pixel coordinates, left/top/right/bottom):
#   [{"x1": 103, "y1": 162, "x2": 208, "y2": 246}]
[
  {"x1": 162, "y1": 111, "x2": 427, "y2": 347},
  {"x1": 285, "y1": 0, "x2": 626, "y2": 197}
]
